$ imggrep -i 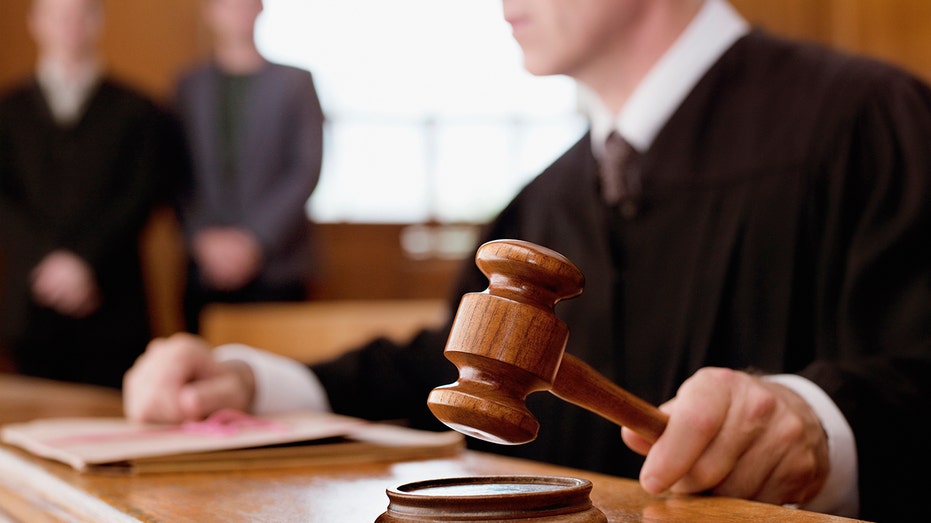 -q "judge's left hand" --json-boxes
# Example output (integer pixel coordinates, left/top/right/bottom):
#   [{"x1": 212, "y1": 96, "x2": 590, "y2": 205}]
[{"x1": 621, "y1": 367, "x2": 829, "y2": 507}]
